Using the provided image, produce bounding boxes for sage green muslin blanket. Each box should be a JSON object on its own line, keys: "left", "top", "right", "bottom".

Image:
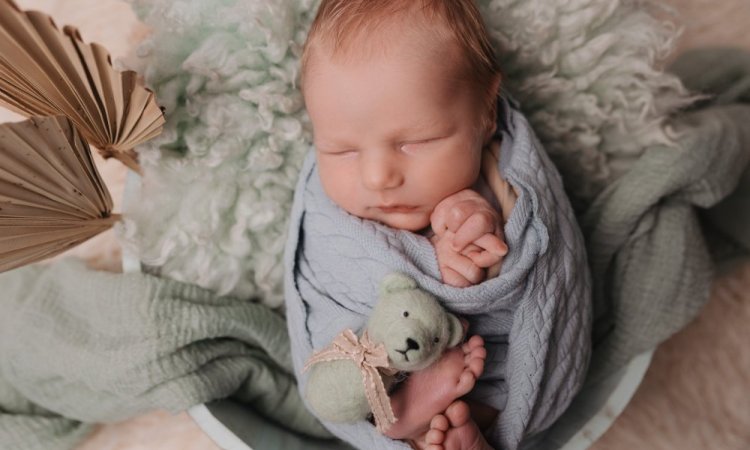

{"left": 0, "top": 259, "right": 329, "bottom": 450}
{"left": 583, "top": 48, "right": 750, "bottom": 383}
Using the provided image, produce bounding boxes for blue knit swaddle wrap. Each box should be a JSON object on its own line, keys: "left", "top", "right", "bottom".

{"left": 284, "top": 96, "right": 592, "bottom": 450}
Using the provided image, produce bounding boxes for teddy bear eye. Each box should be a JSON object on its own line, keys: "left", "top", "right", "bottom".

{"left": 402, "top": 311, "right": 409, "bottom": 318}
{"left": 433, "top": 337, "right": 440, "bottom": 343}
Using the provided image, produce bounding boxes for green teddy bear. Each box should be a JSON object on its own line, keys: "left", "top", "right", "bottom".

{"left": 304, "top": 272, "right": 464, "bottom": 431}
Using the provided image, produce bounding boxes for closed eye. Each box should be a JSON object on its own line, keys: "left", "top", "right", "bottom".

{"left": 318, "top": 148, "right": 358, "bottom": 157}
{"left": 399, "top": 137, "right": 444, "bottom": 154}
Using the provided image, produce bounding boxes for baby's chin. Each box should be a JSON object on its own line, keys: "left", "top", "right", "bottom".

{"left": 368, "top": 211, "right": 431, "bottom": 232}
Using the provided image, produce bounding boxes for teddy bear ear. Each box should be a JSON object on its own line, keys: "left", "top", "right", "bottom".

{"left": 379, "top": 272, "right": 417, "bottom": 296}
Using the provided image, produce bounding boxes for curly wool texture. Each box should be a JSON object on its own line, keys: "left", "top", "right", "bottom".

{"left": 118, "top": 0, "right": 319, "bottom": 307}
{"left": 482, "top": 0, "right": 695, "bottom": 208}
{"left": 118, "top": 0, "right": 693, "bottom": 307}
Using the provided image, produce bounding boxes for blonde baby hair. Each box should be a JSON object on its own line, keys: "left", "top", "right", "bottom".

{"left": 301, "top": 0, "right": 501, "bottom": 129}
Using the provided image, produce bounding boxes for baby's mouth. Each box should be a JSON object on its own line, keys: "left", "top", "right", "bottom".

{"left": 377, "top": 205, "right": 418, "bottom": 213}
{"left": 396, "top": 348, "right": 410, "bottom": 362}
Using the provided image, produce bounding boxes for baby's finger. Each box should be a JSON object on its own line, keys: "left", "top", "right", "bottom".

{"left": 452, "top": 211, "right": 497, "bottom": 251}
{"left": 461, "top": 242, "right": 499, "bottom": 267}
{"left": 474, "top": 233, "right": 508, "bottom": 257}
{"left": 431, "top": 190, "right": 476, "bottom": 233}
{"left": 440, "top": 266, "right": 472, "bottom": 288}
{"left": 444, "top": 200, "right": 480, "bottom": 234}
{"left": 430, "top": 206, "right": 449, "bottom": 235}
{"left": 442, "top": 251, "right": 485, "bottom": 285}
{"left": 459, "top": 242, "right": 483, "bottom": 256}
{"left": 465, "top": 249, "right": 503, "bottom": 268}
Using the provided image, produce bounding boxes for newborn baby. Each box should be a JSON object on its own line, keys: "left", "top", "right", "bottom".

{"left": 302, "top": 1, "right": 509, "bottom": 448}
{"left": 302, "top": 1, "right": 513, "bottom": 290}
{"left": 284, "top": 1, "right": 592, "bottom": 450}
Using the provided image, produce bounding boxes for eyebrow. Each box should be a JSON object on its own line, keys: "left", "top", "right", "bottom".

{"left": 388, "top": 123, "right": 456, "bottom": 146}
{"left": 314, "top": 117, "right": 455, "bottom": 150}
{"left": 314, "top": 137, "right": 352, "bottom": 150}
{"left": 391, "top": 117, "right": 452, "bottom": 138}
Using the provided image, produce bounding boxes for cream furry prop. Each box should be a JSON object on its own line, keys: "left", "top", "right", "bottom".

{"left": 118, "top": 0, "right": 693, "bottom": 308}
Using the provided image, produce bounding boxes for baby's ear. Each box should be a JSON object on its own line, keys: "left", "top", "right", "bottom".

{"left": 379, "top": 273, "right": 417, "bottom": 296}
{"left": 483, "top": 73, "right": 503, "bottom": 144}
{"left": 446, "top": 313, "right": 464, "bottom": 348}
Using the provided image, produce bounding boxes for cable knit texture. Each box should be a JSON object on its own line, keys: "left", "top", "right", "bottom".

{"left": 284, "top": 97, "right": 592, "bottom": 450}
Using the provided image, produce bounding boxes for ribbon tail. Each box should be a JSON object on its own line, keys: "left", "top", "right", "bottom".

{"left": 362, "top": 368, "right": 397, "bottom": 433}
{"left": 303, "top": 348, "right": 351, "bottom": 372}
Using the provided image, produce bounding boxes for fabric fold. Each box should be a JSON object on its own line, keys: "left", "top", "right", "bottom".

{"left": 0, "top": 259, "right": 330, "bottom": 450}
{"left": 581, "top": 50, "right": 750, "bottom": 383}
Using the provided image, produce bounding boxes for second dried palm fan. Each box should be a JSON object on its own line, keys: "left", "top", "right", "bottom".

{"left": 0, "top": 0, "right": 165, "bottom": 173}
{"left": 0, "top": 115, "right": 117, "bottom": 273}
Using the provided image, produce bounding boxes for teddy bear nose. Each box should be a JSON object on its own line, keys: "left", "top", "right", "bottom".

{"left": 406, "top": 338, "right": 420, "bottom": 351}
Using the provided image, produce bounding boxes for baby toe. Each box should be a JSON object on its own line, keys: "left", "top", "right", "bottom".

{"left": 445, "top": 401, "right": 472, "bottom": 427}
{"left": 430, "top": 414, "right": 450, "bottom": 432}
{"left": 462, "top": 335, "right": 484, "bottom": 352}
{"left": 472, "top": 345, "right": 487, "bottom": 360}
{"left": 470, "top": 335, "right": 484, "bottom": 348}
{"left": 456, "top": 370, "right": 477, "bottom": 395}
{"left": 425, "top": 428, "right": 446, "bottom": 445}
{"left": 467, "top": 354, "right": 485, "bottom": 378}
{"left": 464, "top": 345, "right": 486, "bottom": 365}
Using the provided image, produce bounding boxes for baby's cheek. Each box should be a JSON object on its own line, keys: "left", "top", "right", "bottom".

{"left": 412, "top": 211, "right": 432, "bottom": 230}
{"left": 319, "top": 171, "right": 362, "bottom": 212}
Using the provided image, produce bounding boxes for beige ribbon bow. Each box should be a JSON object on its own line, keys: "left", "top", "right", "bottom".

{"left": 304, "top": 329, "right": 398, "bottom": 432}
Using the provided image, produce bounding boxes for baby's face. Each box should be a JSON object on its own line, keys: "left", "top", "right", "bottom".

{"left": 304, "top": 35, "right": 490, "bottom": 231}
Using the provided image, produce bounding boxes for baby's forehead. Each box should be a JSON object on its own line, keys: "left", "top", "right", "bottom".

{"left": 308, "top": 2, "right": 470, "bottom": 63}
{"left": 304, "top": 17, "right": 465, "bottom": 79}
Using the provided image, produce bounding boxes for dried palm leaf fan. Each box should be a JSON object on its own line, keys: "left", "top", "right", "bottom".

{"left": 0, "top": 0, "right": 165, "bottom": 173}
{"left": 0, "top": 116, "right": 117, "bottom": 273}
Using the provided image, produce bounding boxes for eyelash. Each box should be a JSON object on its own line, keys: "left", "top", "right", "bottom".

{"left": 320, "top": 138, "right": 440, "bottom": 156}
{"left": 321, "top": 149, "right": 357, "bottom": 157}
{"left": 400, "top": 138, "right": 437, "bottom": 153}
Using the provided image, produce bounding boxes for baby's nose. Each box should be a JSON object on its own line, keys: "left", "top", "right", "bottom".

{"left": 405, "top": 337, "right": 420, "bottom": 351}
{"left": 361, "top": 154, "right": 403, "bottom": 191}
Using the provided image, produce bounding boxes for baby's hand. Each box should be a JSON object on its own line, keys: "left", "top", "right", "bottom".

{"left": 430, "top": 231, "right": 484, "bottom": 287}
{"left": 430, "top": 189, "right": 507, "bottom": 287}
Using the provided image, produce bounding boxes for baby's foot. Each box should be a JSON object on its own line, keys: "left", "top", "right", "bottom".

{"left": 424, "top": 401, "right": 495, "bottom": 450}
{"left": 384, "top": 335, "right": 486, "bottom": 441}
